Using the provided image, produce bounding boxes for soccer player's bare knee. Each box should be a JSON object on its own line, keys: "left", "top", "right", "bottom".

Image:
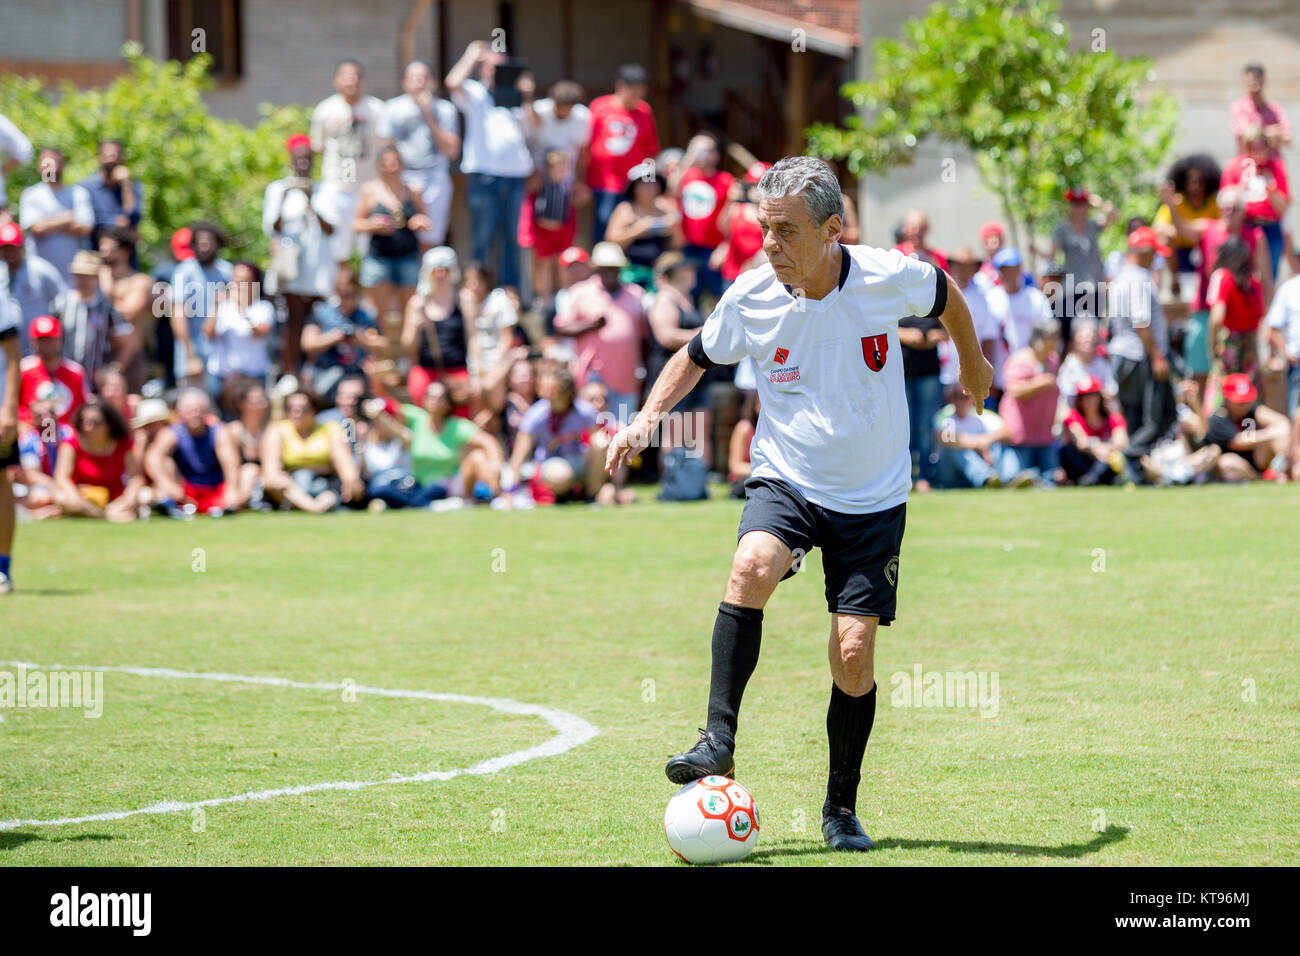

{"left": 829, "top": 615, "right": 877, "bottom": 696}
{"left": 726, "top": 532, "right": 790, "bottom": 606}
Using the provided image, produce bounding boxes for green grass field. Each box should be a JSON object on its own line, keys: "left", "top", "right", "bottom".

{"left": 2, "top": 484, "right": 1297, "bottom": 866}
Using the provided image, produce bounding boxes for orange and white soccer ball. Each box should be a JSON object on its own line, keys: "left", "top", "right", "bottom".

{"left": 663, "top": 775, "right": 760, "bottom": 864}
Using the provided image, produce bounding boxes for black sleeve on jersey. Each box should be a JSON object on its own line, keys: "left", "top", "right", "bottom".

{"left": 0, "top": 325, "right": 17, "bottom": 342}
{"left": 687, "top": 332, "right": 722, "bottom": 370}
{"left": 925, "top": 266, "right": 948, "bottom": 318}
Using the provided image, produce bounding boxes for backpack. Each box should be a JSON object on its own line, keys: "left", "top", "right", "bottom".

{"left": 657, "top": 447, "right": 709, "bottom": 501}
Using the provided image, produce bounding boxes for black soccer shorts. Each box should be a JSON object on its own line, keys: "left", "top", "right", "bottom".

{"left": 736, "top": 476, "right": 906, "bottom": 624}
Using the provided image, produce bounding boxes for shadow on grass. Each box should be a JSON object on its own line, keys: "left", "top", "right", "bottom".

{"left": 0, "top": 831, "right": 116, "bottom": 851}
{"left": 7, "top": 588, "right": 90, "bottom": 596}
{"left": 749, "top": 825, "right": 1129, "bottom": 862}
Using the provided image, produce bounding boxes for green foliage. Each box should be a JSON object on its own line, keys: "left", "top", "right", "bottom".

{"left": 807, "top": 0, "right": 1179, "bottom": 257}
{"left": 0, "top": 44, "right": 310, "bottom": 268}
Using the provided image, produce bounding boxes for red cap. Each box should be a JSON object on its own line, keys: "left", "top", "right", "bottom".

{"left": 171, "top": 227, "right": 194, "bottom": 262}
{"left": 1128, "top": 226, "right": 1171, "bottom": 258}
{"left": 558, "top": 246, "right": 589, "bottom": 268}
{"left": 285, "top": 133, "right": 312, "bottom": 153}
{"left": 1222, "top": 373, "right": 1258, "bottom": 404}
{"left": 0, "top": 222, "right": 23, "bottom": 246}
{"left": 1075, "top": 375, "right": 1104, "bottom": 397}
{"left": 30, "top": 314, "right": 63, "bottom": 339}
{"left": 1064, "top": 187, "right": 1090, "bottom": 202}
{"left": 979, "top": 221, "right": 1005, "bottom": 242}
{"left": 745, "top": 161, "right": 771, "bottom": 184}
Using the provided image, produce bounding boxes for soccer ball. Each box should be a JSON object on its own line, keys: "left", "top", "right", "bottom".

{"left": 663, "top": 775, "right": 760, "bottom": 864}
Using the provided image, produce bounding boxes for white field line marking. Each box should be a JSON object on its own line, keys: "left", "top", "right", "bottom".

{"left": 0, "top": 661, "right": 599, "bottom": 832}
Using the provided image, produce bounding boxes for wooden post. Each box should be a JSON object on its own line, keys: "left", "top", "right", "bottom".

{"left": 650, "top": 0, "right": 673, "bottom": 148}
{"left": 784, "top": 42, "right": 810, "bottom": 157}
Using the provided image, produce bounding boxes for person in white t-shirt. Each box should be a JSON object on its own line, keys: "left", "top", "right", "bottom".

{"left": 202, "top": 262, "right": 275, "bottom": 392}
{"left": 311, "top": 59, "right": 387, "bottom": 262}
{"left": 1265, "top": 271, "right": 1300, "bottom": 415}
{"left": 0, "top": 113, "right": 33, "bottom": 223}
{"left": 986, "top": 246, "right": 1055, "bottom": 355}
{"left": 521, "top": 80, "right": 591, "bottom": 186}
{"left": 378, "top": 60, "right": 462, "bottom": 250}
{"left": 605, "top": 156, "right": 994, "bottom": 852}
{"left": 942, "top": 246, "right": 1001, "bottom": 397}
{"left": 19, "top": 147, "right": 94, "bottom": 280}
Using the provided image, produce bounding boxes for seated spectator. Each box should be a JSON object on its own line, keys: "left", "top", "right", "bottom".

{"left": 145, "top": 389, "right": 252, "bottom": 517}
{"left": 605, "top": 160, "right": 680, "bottom": 288}
{"left": 303, "top": 264, "right": 385, "bottom": 403}
{"left": 14, "top": 395, "right": 70, "bottom": 519}
{"left": 51, "top": 251, "right": 127, "bottom": 384}
{"left": 95, "top": 362, "right": 135, "bottom": 423}
{"left": 462, "top": 262, "right": 520, "bottom": 382}
{"left": 222, "top": 378, "right": 269, "bottom": 476}
{"left": 1059, "top": 376, "right": 1132, "bottom": 485}
{"left": 378, "top": 380, "right": 501, "bottom": 508}
{"left": 1056, "top": 316, "right": 1118, "bottom": 405}
{"left": 19, "top": 315, "right": 87, "bottom": 426}
{"left": 998, "top": 317, "right": 1062, "bottom": 485}
{"left": 19, "top": 146, "right": 94, "bottom": 281}
{"left": 203, "top": 261, "right": 275, "bottom": 400}
{"left": 1206, "top": 236, "right": 1264, "bottom": 385}
{"left": 354, "top": 145, "right": 432, "bottom": 328}
{"left": 507, "top": 366, "right": 607, "bottom": 503}
{"left": 129, "top": 396, "right": 172, "bottom": 461}
{"left": 402, "top": 247, "right": 470, "bottom": 405}
{"left": 518, "top": 149, "right": 577, "bottom": 307}
{"left": 1203, "top": 374, "right": 1290, "bottom": 481}
{"left": 261, "top": 388, "right": 363, "bottom": 512}
{"left": 53, "top": 398, "right": 144, "bottom": 520}
{"left": 934, "top": 386, "right": 1026, "bottom": 489}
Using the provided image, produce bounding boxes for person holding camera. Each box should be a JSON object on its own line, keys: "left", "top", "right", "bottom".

{"left": 79, "top": 139, "right": 142, "bottom": 256}
{"left": 302, "top": 264, "right": 385, "bottom": 404}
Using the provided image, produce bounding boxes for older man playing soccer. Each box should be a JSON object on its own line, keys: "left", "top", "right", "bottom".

{"left": 606, "top": 156, "right": 994, "bottom": 851}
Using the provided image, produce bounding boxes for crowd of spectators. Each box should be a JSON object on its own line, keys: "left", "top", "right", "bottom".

{"left": 2, "top": 51, "right": 1300, "bottom": 539}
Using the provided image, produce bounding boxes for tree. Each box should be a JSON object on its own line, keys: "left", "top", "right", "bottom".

{"left": 1, "top": 44, "right": 310, "bottom": 268}
{"left": 806, "top": 0, "right": 1179, "bottom": 261}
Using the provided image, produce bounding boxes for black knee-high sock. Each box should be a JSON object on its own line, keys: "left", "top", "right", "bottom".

{"left": 704, "top": 602, "right": 763, "bottom": 749}
{"left": 826, "top": 682, "right": 876, "bottom": 813}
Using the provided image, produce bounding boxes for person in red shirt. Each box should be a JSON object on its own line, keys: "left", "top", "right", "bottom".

{"left": 54, "top": 398, "right": 144, "bottom": 520}
{"left": 1220, "top": 126, "right": 1291, "bottom": 279}
{"left": 1206, "top": 236, "right": 1265, "bottom": 386}
{"left": 893, "top": 209, "right": 948, "bottom": 271}
{"left": 585, "top": 63, "right": 659, "bottom": 244}
{"left": 1059, "top": 375, "right": 1131, "bottom": 485}
{"left": 676, "top": 133, "right": 735, "bottom": 305}
{"left": 19, "top": 314, "right": 87, "bottom": 426}
{"left": 717, "top": 162, "right": 769, "bottom": 286}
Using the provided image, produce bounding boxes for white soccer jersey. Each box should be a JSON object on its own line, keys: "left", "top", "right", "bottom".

{"left": 698, "top": 244, "right": 943, "bottom": 514}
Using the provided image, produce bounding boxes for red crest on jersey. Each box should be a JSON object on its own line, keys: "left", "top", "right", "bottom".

{"left": 773, "top": 347, "right": 789, "bottom": 365}
{"left": 861, "top": 334, "right": 888, "bottom": 372}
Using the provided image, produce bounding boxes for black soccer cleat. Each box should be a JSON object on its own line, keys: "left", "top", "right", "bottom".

{"left": 822, "top": 803, "right": 874, "bottom": 851}
{"left": 665, "top": 728, "right": 735, "bottom": 784}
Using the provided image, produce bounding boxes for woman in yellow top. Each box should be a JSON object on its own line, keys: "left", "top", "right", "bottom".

{"left": 261, "top": 389, "right": 364, "bottom": 512}
{"left": 1154, "top": 155, "right": 1221, "bottom": 293}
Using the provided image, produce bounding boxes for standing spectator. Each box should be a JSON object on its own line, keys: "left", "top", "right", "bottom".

{"left": 402, "top": 246, "right": 469, "bottom": 405}
{"left": 1221, "top": 126, "right": 1290, "bottom": 280}
{"left": 554, "top": 242, "right": 649, "bottom": 423}
{"left": 1050, "top": 188, "right": 1116, "bottom": 343}
{"left": 934, "top": 386, "right": 1024, "bottom": 489}
{"left": 899, "top": 294, "right": 948, "bottom": 491}
{"left": 517, "top": 149, "right": 577, "bottom": 308}
{"left": 0, "top": 221, "right": 65, "bottom": 351}
{"left": 19, "top": 147, "right": 93, "bottom": 280}
{"left": 95, "top": 227, "right": 152, "bottom": 390}
{"left": 605, "top": 160, "right": 681, "bottom": 288}
{"left": 203, "top": 262, "right": 275, "bottom": 397}
{"left": 1204, "top": 373, "right": 1290, "bottom": 482}
{"left": 586, "top": 64, "right": 659, "bottom": 243}
{"left": 149, "top": 228, "right": 194, "bottom": 389}
{"left": 521, "top": 79, "right": 591, "bottom": 192}
{"left": 717, "top": 163, "right": 769, "bottom": 288}
{"left": 261, "top": 388, "right": 363, "bottom": 512}
{"left": 312, "top": 59, "right": 386, "bottom": 263}
{"left": 1265, "top": 267, "right": 1300, "bottom": 415}
{"left": 170, "top": 222, "right": 232, "bottom": 388}
{"left": 942, "top": 246, "right": 1001, "bottom": 398}
{"left": 1059, "top": 376, "right": 1131, "bottom": 486}
{"left": 52, "top": 250, "right": 127, "bottom": 383}
{"left": 304, "top": 264, "right": 386, "bottom": 403}
{"left": 53, "top": 399, "right": 143, "bottom": 521}
{"left": 354, "top": 145, "right": 431, "bottom": 329}
{"left": 543, "top": 246, "right": 592, "bottom": 358}
{"left": 78, "top": 140, "right": 142, "bottom": 251}
{"left": 1109, "top": 227, "right": 1176, "bottom": 466}
{"left": 647, "top": 252, "right": 710, "bottom": 461}
{"left": 0, "top": 292, "right": 18, "bottom": 594}
{"left": 998, "top": 317, "right": 1062, "bottom": 484}
{"left": 986, "top": 247, "right": 1053, "bottom": 354}
{"left": 263, "top": 133, "right": 336, "bottom": 376}
{"left": 445, "top": 41, "right": 534, "bottom": 293}
{"left": 1231, "top": 64, "right": 1291, "bottom": 156}
{"left": 378, "top": 59, "right": 462, "bottom": 251}
{"left": 19, "top": 315, "right": 87, "bottom": 426}
{"left": 894, "top": 209, "right": 948, "bottom": 270}
{"left": 677, "top": 133, "right": 735, "bottom": 305}
{"left": 1206, "top": 237, "right": 1265, "bottom": 386}
{"left": 977, "top": 221, "right": 1005, "bottom": 284}
{"left": 0, "top": 113, "right": 33, "bottom": 225}
{"left": 145, "top": 389, "right": 250, "bottom": 516}
{"left": 1153, "top": 155, "right": 1220, "bottom": 297}
{"left": 1056, "top": 316, "right": 1118, "bottom": 405}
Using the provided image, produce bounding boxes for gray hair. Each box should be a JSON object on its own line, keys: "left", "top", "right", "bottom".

{"left": 176, "top": 387, "right": 210, "bottom": 410}
{"left": 1028, "top": 317, "right": 1061, "bottom": 349}
{"left": 755, "top": 156, "right": 844, "bottom": 226}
